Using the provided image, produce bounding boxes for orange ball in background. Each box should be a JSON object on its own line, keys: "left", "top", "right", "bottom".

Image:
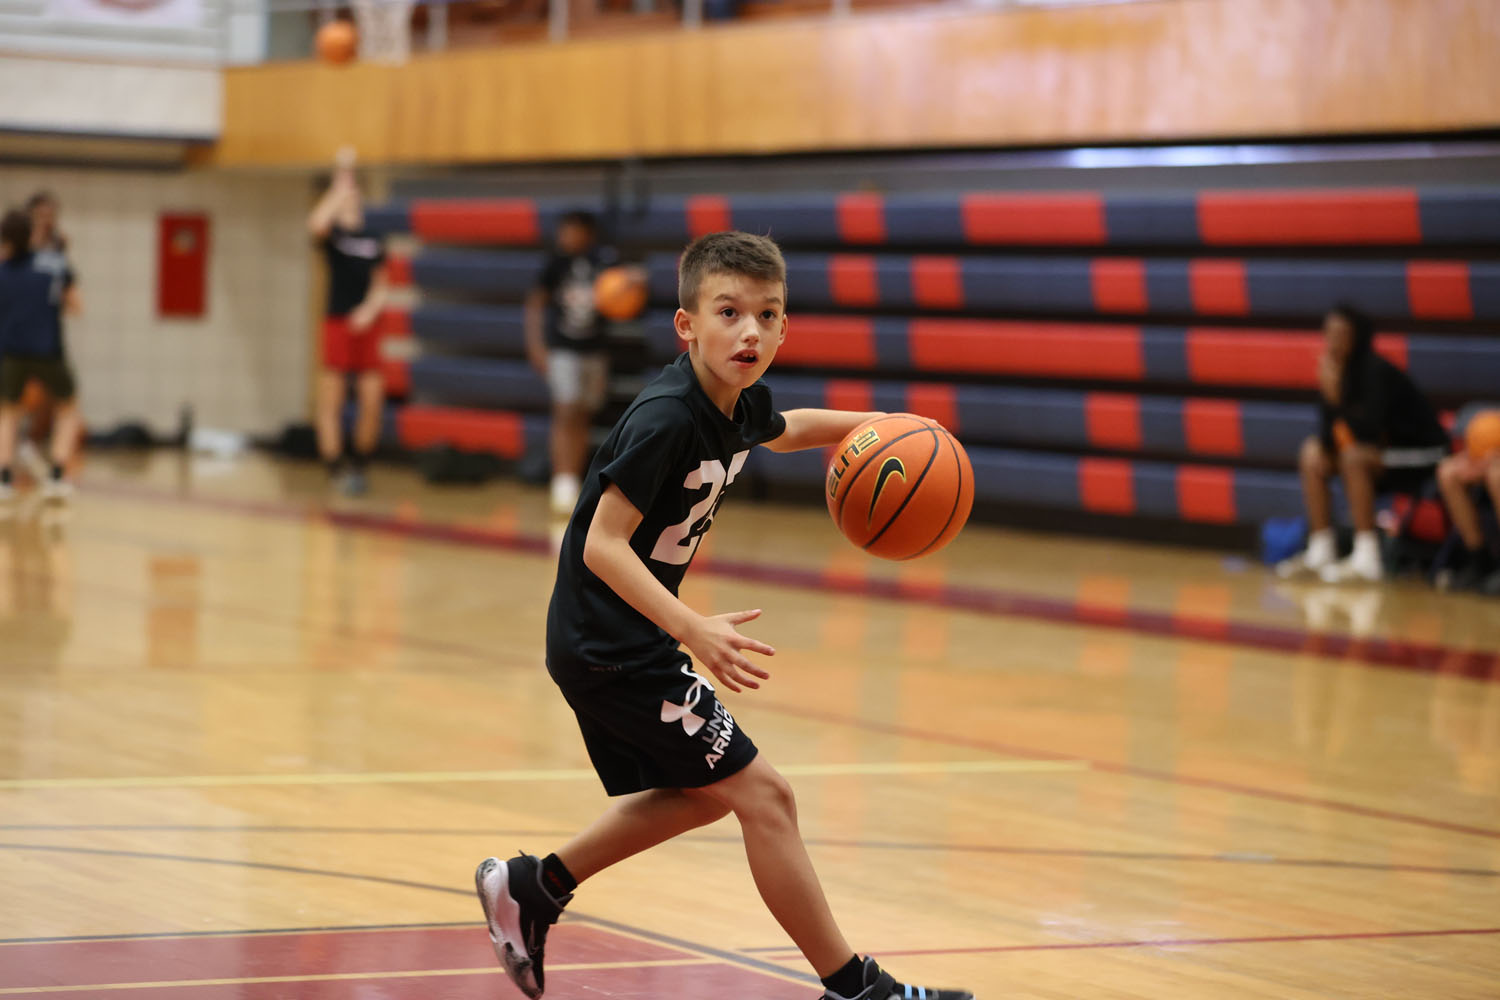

{"left": 1465, "top": 409, "right": 1500, "bottom": 461}
{"left": 825, "top": 413, "right": 974, "bottom": 561}
{"left": 316, "top": 20, "right": 358, "bottom": 64}
{"left": 594, "top": 266, "right": 648, "bottom": 321}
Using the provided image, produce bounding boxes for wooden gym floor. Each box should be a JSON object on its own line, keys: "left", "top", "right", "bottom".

{"left": 1, "top": 452, "right": 1497, "bottom": 998}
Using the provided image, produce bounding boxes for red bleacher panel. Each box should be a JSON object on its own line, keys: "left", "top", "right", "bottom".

{"left": 410, "top": 199, "right": 539, "bottom": 244}
{"left": 1186, "top": 330, "right": 1319, "bottom": 387}
{"left": 1091, "top": 259, "right": 1148, "bottom": 314}
{"left": 910, "top": 321, "right": 1145, "bottom": 379}
{"left": 1183, "top": 399, "right": 1244, "bottom": 457}
{"left": 829, "top": 256, "right": 879, "bottom": 307}
{"left": 1176, "top": 466, "right": 1236, "bottom": 523}
{"left": 1406, "top": 262, "right": 1473, "bottom": 319}
{"left": 782, "top": 316, "right": 877, "bottom": 367}
{"left": 905, "top": 384, "right": 959, "bottom": 433}
{"left": 960, "top": 193, "right": 1106, "bottom": 245}
{"left": 1080, "top": 458, "right": 1136, "bottom": 514}
{"left": 385, "top": 253, "right": 413, "bottom": 287}
{"left": 397, "top": 406, "right": 525, "bottom": 458}
{"left": 688, "top": 196, "right": 732, "bottom": 238}
{"left": 911, "top": 257, "right": 964, "bottom": 309}
{"left": 837, "top": 193, "right": 887, "bottom": 245}
{"left": 1189, "top": 260, "right": 1249, "bottom": 316}
{"left": 1197, "top": 189, "right": 1422, "bottom": 245}
{"left": 1086, "top": 393, "right": 1143, "bottom": 451}
{"left": 825, "top": 379, "right": 874, "bottom": 414}
{"left": 379, "top": 310, "right": 412, "bottom": 397}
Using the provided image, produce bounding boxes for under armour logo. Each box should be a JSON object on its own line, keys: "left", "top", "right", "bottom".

{"left": 661, "top": 664, "right": 714, "bottom": 735}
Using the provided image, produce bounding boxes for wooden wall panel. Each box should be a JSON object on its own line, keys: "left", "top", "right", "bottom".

{"left": 215, "top": 0, "right": 1500, "bottom": 167}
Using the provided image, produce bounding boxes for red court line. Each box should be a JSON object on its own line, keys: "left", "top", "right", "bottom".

{"left": 0, "top": 965, "right": 805, "bottom": 999}
{"left": 0, "top": 925, "right": 680, "bottom": 989}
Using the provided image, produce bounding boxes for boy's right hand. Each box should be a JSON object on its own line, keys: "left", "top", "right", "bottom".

{"left": 685, "top": 609, "right": 775, "bottom": 693}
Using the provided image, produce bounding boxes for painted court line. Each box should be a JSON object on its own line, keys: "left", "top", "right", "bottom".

{"left": 0, "top": 959, "right": 716, "bottom": 995}
{"left": 0, "top": 758, "right": 1082, "bottom": 791}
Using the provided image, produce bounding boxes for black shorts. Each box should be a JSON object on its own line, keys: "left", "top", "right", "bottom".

{"left": 554, "top": 654, "right": 759, "bottom": 797}
{"left": 1, "top": 357, "right": 75, "bottom": 404}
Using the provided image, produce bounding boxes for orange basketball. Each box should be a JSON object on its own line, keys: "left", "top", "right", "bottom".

{"left": 315, "top": 20, "right": 358, "bottom": 64}
{"left": 594, "top": 266, "right": 647, "bottom": 321}
{"left": 1465, "top": 409, "right": 1500, "bottom": 461}
{"left": 826, "top": 413, "right": 974, "bottom": 560}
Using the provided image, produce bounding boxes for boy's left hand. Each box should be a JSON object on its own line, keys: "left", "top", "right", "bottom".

{"left": 685, "top": 609, "right": 775, "bottom": 694}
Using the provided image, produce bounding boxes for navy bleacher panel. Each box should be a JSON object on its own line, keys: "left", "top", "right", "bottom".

{"left": 1408, "top": 339, "right": 1500, "bottom": 398}
{"left": 883, "top": 196, "right": 964, "bottom": 245}
{"left": 409, "top": 357, "right": 550, "bottom": 412}
{"left": 411, "top": 249, "right": 545, "bottom": 297}
{"left": 971, "top": 449, "right": 1082, "bottom": 510}
{"left": 410, "top": 304, "right": 528, "bottom": 355}
{"left": 1244, "top": 261, "right": 1410, "bottom": 320}
{"left": 363, "top": 201, "right": 410, "bottom": 238}
{"left": 1103, "top": 195, "right": 1201, "bottom": 246}
{"left": 1417, "top": 190, "right": 1500, "bottom": 244}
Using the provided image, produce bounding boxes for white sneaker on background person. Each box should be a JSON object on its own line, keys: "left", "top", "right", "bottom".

{"left": 1319, "top": 530, "right": 1384, "bottom": 583}
{"left": 41, "top": 475, "right": 73, "bottom": 502}
{"left": 1276, "top": 527, "right": 1336, "bottom": 579}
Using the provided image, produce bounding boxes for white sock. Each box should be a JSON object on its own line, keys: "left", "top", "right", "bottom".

{"left": 1352, "top": 530, "right": 1381, "bottom": 565}
{"left": 1306, "top": 528, "right": 1336, "bottom": 565}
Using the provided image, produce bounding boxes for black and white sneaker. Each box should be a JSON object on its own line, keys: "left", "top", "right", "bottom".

{"left": 475, "top": 854, "right": 570, "bottom": 999}
{"left": 821, "top": 957, "right": 974, "bottom": 1000}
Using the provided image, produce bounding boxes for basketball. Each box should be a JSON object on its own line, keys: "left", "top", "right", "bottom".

{"left": 826, "top": 413, "right": 974, "bottom": 560}
{"left": 594, "top": 265, "right": 647, "bottom": 321}
{"left": 1465, "top": 409, "right": 1500, "bottom": 460}
{"left": 315, "top": 20, "right": 358, "bottom": 64}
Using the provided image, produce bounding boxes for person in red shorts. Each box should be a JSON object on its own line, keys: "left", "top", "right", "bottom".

{"left": 307, "top": 148, "right": 389, "bottom": 496}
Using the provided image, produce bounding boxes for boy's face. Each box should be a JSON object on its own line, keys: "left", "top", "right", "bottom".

{"left": 557, "top": 221, "right": 594, "bottom": 256}
{"left": 675, "top": 271, "right": 786, "bottom": 400}
{"left": 1323, "top": 313, "right": 1354, "bottom": 363}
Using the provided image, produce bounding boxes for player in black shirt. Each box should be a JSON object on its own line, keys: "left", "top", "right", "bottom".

{"left": 524, "top": 211, "right": 618, "bottom": 513}
{"left": 476, "top": 232, "right": 974, "bottom": 1000}
{"left": 307, "top": 148, "right": 389, "bottom": 496}
{"left": 1277, "top": 304, "right": 1450, "bottom": 583}
{"left": 0, "top": 208, "right": 79, "bottom": 503}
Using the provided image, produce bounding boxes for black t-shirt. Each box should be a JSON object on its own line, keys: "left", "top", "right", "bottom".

{"left": 546, "top": 353, "right": 787, "bottom": 686}
{"left": 538, "top": 248, "right": 613, "bottom": 352}
{"left": 322, "top": 226, "right": 386, "bottom": 318}
{"left": 0, "top": 254, "right": 71, "bottom": 359}
{"left": 1318, "top": 350, "right": 1449, "bottom": 454}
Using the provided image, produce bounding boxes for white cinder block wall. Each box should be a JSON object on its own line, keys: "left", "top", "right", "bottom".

{"left": 0, "top": 166, "right": 314, "bottom": 438}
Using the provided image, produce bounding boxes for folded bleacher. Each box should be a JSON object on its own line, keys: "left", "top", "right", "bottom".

{"left": 374, "top": 184, "right": 1500, "bottom": 535}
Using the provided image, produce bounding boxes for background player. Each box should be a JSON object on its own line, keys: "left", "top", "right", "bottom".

{"left": 307, "top": 147, "right": 389, "bottom": 497}
{"left": 1276, "top": 304, "right": 1449, "bottom": 583}
{"left": 525, "top": 210, "right": 616, "bottom": 513}
{"left": 476, "top": 232, "right": 974, "bottom": 1000}
{"left": 0, "top": 208, "right": 80, "bottom": 503}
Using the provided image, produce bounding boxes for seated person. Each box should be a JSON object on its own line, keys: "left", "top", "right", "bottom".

{"left": 1436, "top": 409, "right": 1500, "bottom": 594}
{"left": 1277, "top": 304, "right": 1450, "bottom": 583}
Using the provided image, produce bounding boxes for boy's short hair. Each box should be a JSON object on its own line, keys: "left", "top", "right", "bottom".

{"left": 1, "top": 209, "right": 31, "bottom": 257}
{"left": 26, "top": 190, "right": 56, "bottom": 211}
{"left": 678, "top": 231, "right": 786, "bottom": 311}
{"left": 559, "top": 210, "right": 598, "bottom": 234}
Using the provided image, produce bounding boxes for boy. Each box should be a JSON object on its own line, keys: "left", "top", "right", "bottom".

{"left": 1275, "top": 304, "right": 1448, "bottom": 583}
{"left": 307, "top": 147, "right": 389, "bottom": 497}
{"left": 17, "top": 191, "right": 82, "bottom": 486}
{"left": 0, "top": 208, "right": 81, "bottom": 503}
{"left": 476, "top": 232, "right": 974, "bottom": 1000}
{"left": 524, "top": 210, "right": 616, "bottom": 514}
{"left": 1435, "top": 419, "right": 1500, "bottom": 594}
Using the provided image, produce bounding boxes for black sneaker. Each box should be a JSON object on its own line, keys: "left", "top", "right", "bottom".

{"left": 475, "top": 853, "right": 570, "bottom": 998}
{"left": 821, "top": 957, "right": 974, "bottom": 1000}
